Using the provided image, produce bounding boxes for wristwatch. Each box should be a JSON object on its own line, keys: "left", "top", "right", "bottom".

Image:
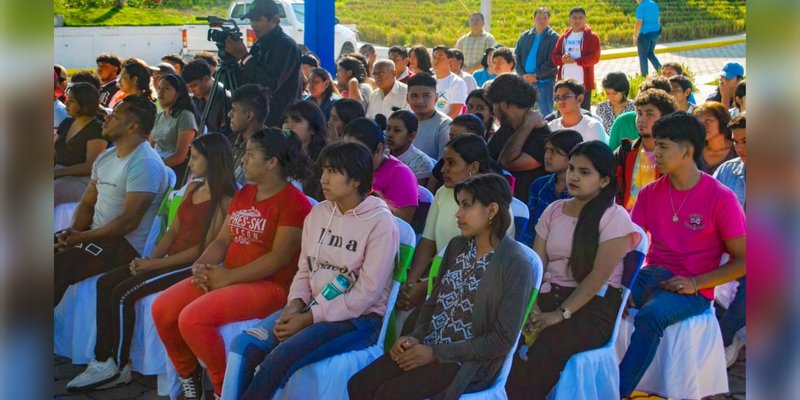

{"left": 558, "top": 306, "right": 572, "bottom": 320}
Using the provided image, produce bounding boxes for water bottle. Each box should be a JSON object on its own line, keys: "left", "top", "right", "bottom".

{"left": 302, "top": 274, "right": 352, "bottom": 312}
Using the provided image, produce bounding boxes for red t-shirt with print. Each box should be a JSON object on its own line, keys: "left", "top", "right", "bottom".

{"left": 224, "top": 183, "right": 312, "bottom": 291}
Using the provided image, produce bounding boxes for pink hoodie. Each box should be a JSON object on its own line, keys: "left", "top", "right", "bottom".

{"left": 288, "top": 195, "right": 399, "bottom": 323}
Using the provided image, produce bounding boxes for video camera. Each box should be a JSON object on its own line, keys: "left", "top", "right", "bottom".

{"left": 196, "top": 16, "right": 242, "bottom": 64}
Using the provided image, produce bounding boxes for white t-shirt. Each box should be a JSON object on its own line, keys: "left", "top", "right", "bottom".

{"left": 435, "top": 73, "right": 468, "bottom": 115}
{"left": 458, "top": 71, "right": 478, "bottom": 94}
{"left": 548, "top": 115, "right": 607, "bottom": 144}
{"left": 91, "top": 142, "right": 169, "bottom": 254}
{"left": 562, "top": 32, "right": 585, "bottom": 84}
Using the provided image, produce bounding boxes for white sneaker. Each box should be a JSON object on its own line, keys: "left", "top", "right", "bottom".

{"left": 96, "top": 362, "right": 132, "bottom": 389}
{"left": 725, "top": 333, "right": 745, "bottom": 368}
{"left": 66, "top": 357, "right": 120, "bottom": 392}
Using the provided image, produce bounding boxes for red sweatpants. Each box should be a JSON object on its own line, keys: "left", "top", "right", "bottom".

{"left": 151, "top": 277, "right": 286, "bottom": 395}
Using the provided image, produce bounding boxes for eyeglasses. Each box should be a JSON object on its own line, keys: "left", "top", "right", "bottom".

{"left": 553, "top": 94, "right": 576, "bottom": 102}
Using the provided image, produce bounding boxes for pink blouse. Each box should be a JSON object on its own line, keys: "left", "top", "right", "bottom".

{"left": 535, "top": 200, "right": 641, "bottom": 293}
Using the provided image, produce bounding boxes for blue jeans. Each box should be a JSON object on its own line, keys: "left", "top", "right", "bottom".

{"left": 618, "top": 266, "right": 710, "bottom": 396}
{"left": 637, "top": 31, "right": 662, "bottom": 76}
{"left": 221, "top": 309, "right": 382, "bottom": 400}
{"left": 535, "top": 80, "right": 555, "bottom": 117}
{"left": 717, "top": 276, "right": 746, "bottom": 346}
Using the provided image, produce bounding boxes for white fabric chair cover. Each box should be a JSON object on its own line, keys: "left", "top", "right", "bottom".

{"left": 54, "top": 202, "right": 79, "bottom": 233}
{"left": 273, "top": 218, "right": 412, "bottom": 399}
{"left": 271, "top": 282, "right": 400, "bottom": 400}
{"left": 459, "top": 244, "right": 543, "bottom": 400}
{"left": 160, "top": 318, "right": 262, "bottom": 398}
{"left": 510, "top": 197, "right": 529, "bottom": 241}
{"left": 614, "top": 305, "right": 729, "bottom": 399}
{"left": 549, "top": 224, "right": 648, "bottom": 400}
{"left": 54, "top": 193, "right": 172, "bottom": 364}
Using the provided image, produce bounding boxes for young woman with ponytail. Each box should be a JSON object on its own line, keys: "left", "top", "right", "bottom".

{"left": 152, "top": 129, "right": 313, "bottom": 400}
{"left": 66, "top": 133, "right": 236, "bottom": 392}
{"left": 506, "top": 141, "right": 641, "bottom": 400}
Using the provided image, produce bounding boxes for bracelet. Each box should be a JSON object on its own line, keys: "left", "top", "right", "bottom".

{"left": 690, "top": 277, "right": 698, "bottom": 294}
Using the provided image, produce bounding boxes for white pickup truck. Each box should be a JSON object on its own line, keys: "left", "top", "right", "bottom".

{"left": 181, "top": 0, "right": 359, "bottom": 59}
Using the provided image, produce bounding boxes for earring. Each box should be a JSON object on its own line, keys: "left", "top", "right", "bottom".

{"left": 488, "top": 216, "right": 493, "bottom": 225}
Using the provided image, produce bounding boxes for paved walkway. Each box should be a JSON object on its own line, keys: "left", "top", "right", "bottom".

{"left": 596, "top": 42, "right": 746, "bottom": 101}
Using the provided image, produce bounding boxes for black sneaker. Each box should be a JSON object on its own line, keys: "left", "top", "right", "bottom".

{"left": 179, "top": 367, "right": 205, "bottom": 400}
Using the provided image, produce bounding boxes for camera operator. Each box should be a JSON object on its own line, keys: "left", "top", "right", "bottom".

{"left": 224, "top": 0, "right": 302, "bottom": 128}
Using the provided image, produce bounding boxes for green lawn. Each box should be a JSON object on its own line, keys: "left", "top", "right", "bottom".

{"left": 55, "top": 1, "right": 226, "bottom": 26}
{"left": 335, "top": 0, "right": 745, "bottom": 48}
{"left": 55, "top": 0, "right": 745, "bottom": 48}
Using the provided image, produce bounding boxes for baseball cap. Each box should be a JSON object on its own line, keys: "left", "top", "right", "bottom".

{"left": 148, "top": 62, "right": 177, "bottom": 75}
{"left": 719, "top": 62, "right": 744, "bottom": 80}
{"left": 243, "top": 0, "right": 281, "bottom": 20}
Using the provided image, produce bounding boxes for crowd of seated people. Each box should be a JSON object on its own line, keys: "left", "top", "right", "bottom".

{"left": 55, "top": 7, "right": 746, "bottom": 397}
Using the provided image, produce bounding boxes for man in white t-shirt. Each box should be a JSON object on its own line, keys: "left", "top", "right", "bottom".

{"left": 552, "top": 7, "right": 601, "bottom": 110}
{"left": 548, "top": 79, "right": 607, "bottom": 143}
{"left": 366, "top": 59, "right": 408, "bottom": 121}
{"left": 54, "top": 95, "right": 169, "bottom": 306}
{"left": 448, "top": 49, "right": 478, "bottom": 93}
{"left": 432, "top": 45, "right": 468, "bottom": 119}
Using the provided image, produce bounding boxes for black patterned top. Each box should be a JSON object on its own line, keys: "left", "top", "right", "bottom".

{"left": 425, "top": 239, "right": 494, "bottom": 345}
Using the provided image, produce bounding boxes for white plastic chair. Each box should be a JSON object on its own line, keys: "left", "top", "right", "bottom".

{"left": 510, "top": 197, "right": 529, "bottom": 241}
{"left": 305, "top": 195, "right": 319, "bottom": 207}
{"left": 270, "top": 217, "right": 411, "bottom": 400}
{"left": 54, "top": 202, "right": 79, "bottom": 233}
{"left": 613, "top": 255, "right": 730, "bottom": 399}
{"left": 548, "top": 224, "right": 648, "bottom": 400}
{"left": 460, "top": 244, "right": 543, "bottom": 400}
{"left": 54, "top": 172, "right": 175, "bottom": 370}
{"left": 412, "top": 185, "right": 435, "bottom": 238}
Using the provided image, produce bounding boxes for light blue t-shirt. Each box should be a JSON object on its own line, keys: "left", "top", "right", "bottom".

{"left": 413, "top": 110, "right": 452, "bottom": 160}
{"left": 91, "top": 141, "right": 169, "bottom": 254}
{"left": 636, "top": 0, "right": 661, "bottom": 34}
{"left": 712, "top": 157, "right": 746, "bottom": 208}
{"left": 54, "top": 100, "right": 68, "bottom": 131}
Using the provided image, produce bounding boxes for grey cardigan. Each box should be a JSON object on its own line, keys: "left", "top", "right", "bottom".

{"left": 411, "top": 235, "right": 534, "bottom": 399}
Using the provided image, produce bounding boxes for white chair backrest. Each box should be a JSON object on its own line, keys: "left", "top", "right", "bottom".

{"left": 418, "top": 185, "right": 434, "bottom": 204}
{"left": 164, "top": 165, "right": 177, "bottom": 190}
{"left": 510, "top": 197, "right": 530, "bottom": 219}
{"left": 634, "top": 223, "right": 649, "bottom": 255}
{"left": 395, "top": 217, "right": 416, "bottom": 250}
{"left": 518, "top": 243, "right": 544, "bottom": 293}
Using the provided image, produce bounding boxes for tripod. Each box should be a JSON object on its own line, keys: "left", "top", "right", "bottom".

{"left": 178, "top": 54, "right": 239, "bottom": 187}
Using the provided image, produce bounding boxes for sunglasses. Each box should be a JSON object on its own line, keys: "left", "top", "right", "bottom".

{"left": 553, "top": 94, "right": 577, "bottom": 102}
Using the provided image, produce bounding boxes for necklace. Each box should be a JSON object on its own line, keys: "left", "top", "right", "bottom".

{"left": 668, "top": 177, "right": 696, "bottom": 223}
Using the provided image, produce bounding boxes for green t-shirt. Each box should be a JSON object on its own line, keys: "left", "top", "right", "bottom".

{"left": 608, "top": 111, "right": 639, "bottom": 151}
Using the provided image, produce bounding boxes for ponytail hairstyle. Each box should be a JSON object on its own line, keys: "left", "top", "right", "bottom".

{"left": 159, "top": 74, "right": 199, "bottom": 122}
{"left": 567, "top": 141, "right": 619, "bottom": 282}
{"left": 190, "top": 133, "right": 237, "bottom": 252}
{"left": 249, "top": 127, "right": 310, "bottom": 181}
{"left": 445, "top": 133, "right": 493, "bottom": 173}
{"left": 121, "top": 59, "right": 154, "bottom": 101}
{"left": 308, "top": 67, "right": 340, "bottom": 104}
{"left": 453, "top": 173, "right": 513, "bottom": 245}
{"left": 283, "top": 100, "right": 329, "bottom": 161}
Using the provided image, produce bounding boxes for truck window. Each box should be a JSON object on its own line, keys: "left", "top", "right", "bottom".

{"left": 291, "top": 3, "right": 304, "bottom": 24}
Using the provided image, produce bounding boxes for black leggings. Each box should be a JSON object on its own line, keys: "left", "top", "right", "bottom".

{"left": 93, "top": 264, "right": 193, "bottom": 366}
{"left": 348, "top": 353, "right": 460, "bottom": 400}
{"left": 506, "top": 285, "right": 622, "bottom": 400}
{"left": 55, "top": 236, "right": 139, "bottom": 307}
